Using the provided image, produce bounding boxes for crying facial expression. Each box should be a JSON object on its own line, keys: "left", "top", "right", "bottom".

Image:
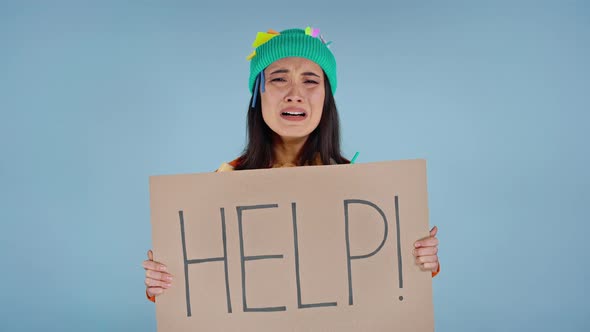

{"left": 260, "top": 57, "right": 325, "bottom": 141}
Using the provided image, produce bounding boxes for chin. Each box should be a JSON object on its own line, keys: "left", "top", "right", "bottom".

{"left": 275, "top": 129, "right": 313, "bottom": 141}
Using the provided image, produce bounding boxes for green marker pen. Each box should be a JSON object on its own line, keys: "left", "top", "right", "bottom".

{"left": 350, "top": 151, "right": 360, "bottom": 164}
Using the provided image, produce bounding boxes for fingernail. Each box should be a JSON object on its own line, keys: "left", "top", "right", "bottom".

{"left": 160, "top": 266, "right": 167, "bottom": 271}
{"left": 166, "top": 275, "right": 173, "bottom": 281}
{"left": 414, "top": 242, "right": 421, "bottom": 248}
{"left": 166, "top": 283, "right": 172, "bottom": 288}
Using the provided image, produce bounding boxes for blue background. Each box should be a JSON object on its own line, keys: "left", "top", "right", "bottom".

{"left": 1, "top": 0, "right": 588, "bottom": 331}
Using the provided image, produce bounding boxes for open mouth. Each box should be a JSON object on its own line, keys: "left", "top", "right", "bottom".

{"left": 280, "top": 110, "right": 308, "bottom": 121}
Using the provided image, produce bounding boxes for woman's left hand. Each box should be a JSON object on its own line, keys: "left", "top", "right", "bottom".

{"left": 413, "top": 226, "right": 439, "bottom": 272}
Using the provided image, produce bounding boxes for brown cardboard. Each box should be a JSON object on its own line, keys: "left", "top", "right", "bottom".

{"left": 149, "top": 159, "right": 433, "bottom": 331}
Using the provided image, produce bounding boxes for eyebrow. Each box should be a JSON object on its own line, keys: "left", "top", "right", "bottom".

{"left": 268, "top": 68, "right": 321, "bottom": 77}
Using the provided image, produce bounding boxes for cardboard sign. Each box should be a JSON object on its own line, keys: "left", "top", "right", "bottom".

{"left": 149, "top": 160, "right": 433, "bottom": 331}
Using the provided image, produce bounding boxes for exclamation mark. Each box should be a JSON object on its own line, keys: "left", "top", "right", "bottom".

{"left": 395, "top": 196, "right": 404, "bottom": 301}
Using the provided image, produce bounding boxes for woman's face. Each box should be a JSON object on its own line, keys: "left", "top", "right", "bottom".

{"left": 260, "top": 57, "right": 325, "bottom": 141}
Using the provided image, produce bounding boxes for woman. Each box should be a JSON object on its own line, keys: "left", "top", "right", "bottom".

{"left": 143, "top": 27, "right": 440, "bottom": 302}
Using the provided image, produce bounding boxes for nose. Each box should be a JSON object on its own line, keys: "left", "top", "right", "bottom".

{"left": 283, "top": 85, "right": 304, "bottom": 103}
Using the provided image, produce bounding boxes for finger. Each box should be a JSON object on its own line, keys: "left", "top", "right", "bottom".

{"left": 420, "top": 262, "right": 439, "bottom": 272}
{"left": 146, "top": 269, "right": 174, "bottom": 282}
{"left": 416, "top": 255, "right": 439, "bottom": 265}
{"left": 143, "top": 260, "right": 168, "bottom": 272}
{"left": 415, "top": 237, "right": 439, "bottom": 248}
{"left": 414, "top": 228, "right": 437, "bottom": 247}
{"left": 147, "top": 250, "right": 154, "bottom": 261}
{"left": 147, "top": 287, "right": 164, "bottom": 297}
{"left": 413, "top": 246, "right": 438, "bottom": 257}
{"left": 145, "top": 277, "right": 172, "bottom": 289}
{"left": 429, "top": 226, "right": 438, "bottom": 237}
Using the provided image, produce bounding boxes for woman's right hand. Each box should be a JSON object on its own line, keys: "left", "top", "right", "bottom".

{"left": 143, "top": 250, "right": 173, "bottom": 298}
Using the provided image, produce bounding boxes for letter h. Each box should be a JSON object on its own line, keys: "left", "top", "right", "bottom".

{"left": 179, "top": 209, "right": 232, "bottom": 317}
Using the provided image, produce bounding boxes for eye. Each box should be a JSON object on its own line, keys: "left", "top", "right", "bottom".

{"left": 304, "top": 79, "right": 319, "bottom": 84}
{"left": 270, "top": 77, "right": 287, "bottom": 82}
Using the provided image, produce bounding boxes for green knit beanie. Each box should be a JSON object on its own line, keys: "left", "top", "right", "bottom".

{"left": 247, "top": 27, "right": 337, "bottom": 95}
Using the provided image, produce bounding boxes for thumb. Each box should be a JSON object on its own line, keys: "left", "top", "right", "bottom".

{"left": 147, "top": 249, "right": 154, "bottom": 261}
{"left": 429, "top": 226, "right": 438, "bottom": 237}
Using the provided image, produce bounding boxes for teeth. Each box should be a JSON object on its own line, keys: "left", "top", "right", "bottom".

{"left": 283, "top": 112, "right": 305, "bottom": 116}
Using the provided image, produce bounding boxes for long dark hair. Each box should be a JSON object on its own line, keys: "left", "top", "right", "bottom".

{"left": 234, "top": 75, "right": 349, "bottom": 170}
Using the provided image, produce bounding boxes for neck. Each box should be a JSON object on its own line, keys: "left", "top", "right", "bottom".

{"left": 272, "top": 135, "right": 308, "bottom": 166}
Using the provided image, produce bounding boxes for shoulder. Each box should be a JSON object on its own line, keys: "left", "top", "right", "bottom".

{"left": 215, "top": 157, "right": 241, "bottom": 172}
